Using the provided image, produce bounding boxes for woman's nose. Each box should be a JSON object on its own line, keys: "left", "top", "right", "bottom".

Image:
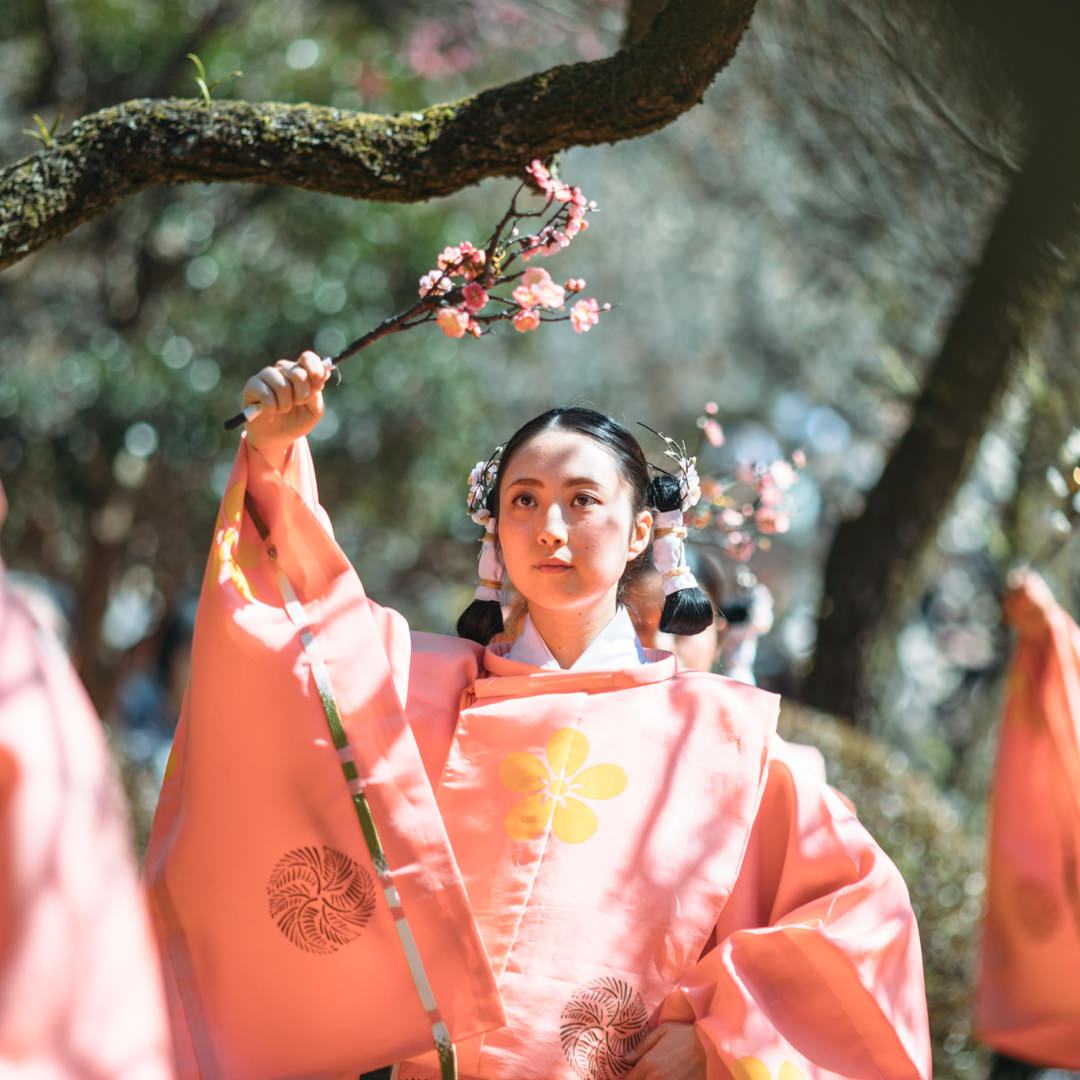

{"left": 537, "top": 506, "right": 568, "bottom": 546}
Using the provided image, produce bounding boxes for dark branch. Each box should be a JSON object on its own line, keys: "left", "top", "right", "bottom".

{"left": 0, "top": 0, "right": 756, "bottom": 269}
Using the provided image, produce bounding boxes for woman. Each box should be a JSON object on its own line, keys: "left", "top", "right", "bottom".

{"left": 147, "top": 353, "right": 931, "bottom": 1080}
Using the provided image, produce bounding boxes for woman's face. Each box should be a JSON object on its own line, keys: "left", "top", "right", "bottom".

{"left": 496, "top": 429, "right": 651, "bottom": 625}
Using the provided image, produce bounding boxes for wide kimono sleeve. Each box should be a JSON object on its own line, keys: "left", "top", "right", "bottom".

{"left": 657, "top": 743, "right": 932, "bottom": 1080}
{"left": 144, "top": 435, "right": 502, "bottom": 1080}
{"left": 976, "top": 597, "right": 1080, "bottom": 1068}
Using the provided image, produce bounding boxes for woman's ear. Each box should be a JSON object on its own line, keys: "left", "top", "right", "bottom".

{"left": 627, "top": 508, "right": 653, "bottom": 563}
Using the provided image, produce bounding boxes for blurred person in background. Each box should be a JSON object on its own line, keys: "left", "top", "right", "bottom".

{"left": 115, "top": 598, "right": 197, "bottom": 789}
{"left": 0, "top": 481, "right": 174, "bottom": 1077}
{"left": 976, "top": 567, "right": 1080, "bottom": 1079}
{"left": 627, "top": 547, "right": 775, "bottom": 685}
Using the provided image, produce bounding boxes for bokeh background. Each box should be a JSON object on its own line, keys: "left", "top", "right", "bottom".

{"left": 4, "top": 1, "right": 1080, "bottom": 1075}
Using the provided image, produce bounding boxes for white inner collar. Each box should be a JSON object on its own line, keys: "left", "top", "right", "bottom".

{"left": 505, "top": 605, "right": 648, "bottom": 672}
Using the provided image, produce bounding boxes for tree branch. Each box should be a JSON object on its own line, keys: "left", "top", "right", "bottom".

{"left": 0, "top": 0, "right": 756, "bottom": 270}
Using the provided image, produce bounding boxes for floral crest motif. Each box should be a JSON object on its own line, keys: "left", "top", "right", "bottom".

{"left": 560, "top": 977, "right": 649, "bottom": 1079}
{"left": 500, "top": 728, "right": 626, "bottom": 844}
{"left": 266, "top": 845, "right": 376, "bottom": 955}
{"left": 466, "top": 446, "right": 503, "bottom": 525}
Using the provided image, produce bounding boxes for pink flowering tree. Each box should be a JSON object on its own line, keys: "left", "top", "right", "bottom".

{"left": 683, "top": 402, "right": 806, "bottom": 564}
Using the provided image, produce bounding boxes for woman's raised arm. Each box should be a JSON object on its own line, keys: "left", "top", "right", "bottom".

{"left": 243, "top": 350, "right": 331, "bottom": 471}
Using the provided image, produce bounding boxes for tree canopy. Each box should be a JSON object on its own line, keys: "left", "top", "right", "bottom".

{"left": 0, "top": 0, "right": 755, "bottom": 268}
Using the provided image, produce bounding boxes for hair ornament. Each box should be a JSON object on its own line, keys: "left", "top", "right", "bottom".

{"left": 465, "top": 447, "right": 506, "bottom": 605}
{"left": 638, "top": 427, "right": 714, "bottom": 635}
{"left": 466, "top": 447, "right": 502, "bottom": 525}
{"left": 658, "top": 433, "right": 702, "bottom": 513}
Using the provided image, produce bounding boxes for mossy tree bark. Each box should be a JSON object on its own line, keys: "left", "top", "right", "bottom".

{"left": 801, "top": 100, "right": 1080, "bottom": 724}
{"left": 0, "top": 0, "right": 756, "bottom": 270}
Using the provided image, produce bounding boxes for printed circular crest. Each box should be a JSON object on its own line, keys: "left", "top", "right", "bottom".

{"left": 267, "top": 845, "right": 376, "bottom": 954}
{"left": 560, "top": 976, "right": 649, "bottom": 1080}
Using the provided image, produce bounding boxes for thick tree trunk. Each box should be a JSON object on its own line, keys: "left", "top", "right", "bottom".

{"left": 0, "top": 0, "right": 756, "bottom": 269}
{"left": 801, "top": 102, "right": 1080, "bottom": 724}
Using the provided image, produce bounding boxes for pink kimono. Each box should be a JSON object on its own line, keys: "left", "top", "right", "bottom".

{"left": 976, "top": 590, "right": 1080, "bottom": 1068}
{"left": 0, "top": 546, "right": 173, "bottom": 1076}
{"left": 146, "top": 438, "right": 931, "bottom": 1080}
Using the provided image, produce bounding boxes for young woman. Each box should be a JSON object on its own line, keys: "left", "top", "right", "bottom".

{"left": 147, "top": 352, "right": 932, "bottom": 1080}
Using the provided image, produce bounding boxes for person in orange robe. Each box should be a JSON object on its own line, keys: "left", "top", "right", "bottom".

{"left": 148, "top": 353, "right": 931, "bottom": 1080}
{"left": 977, "top": 568, "right": 1080, "bottom": 1077}
{"left": 0, "top": 483, "right": 174, "bottom": 1077}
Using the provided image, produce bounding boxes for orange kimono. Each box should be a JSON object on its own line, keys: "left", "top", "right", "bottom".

{"left": 976, "top": 587, "right": 1080, "bottom": 1068}
{"left": 146, "top": 438, "right": 931, "bottom": 1080}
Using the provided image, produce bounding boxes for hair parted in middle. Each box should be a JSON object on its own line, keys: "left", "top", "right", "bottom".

{"left": 456, "top": 406, "right": 714, "bottom": 646}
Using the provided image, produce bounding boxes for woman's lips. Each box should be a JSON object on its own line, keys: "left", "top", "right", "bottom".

{"left": 535, "top": 560, "right": 572, "bottom": 573}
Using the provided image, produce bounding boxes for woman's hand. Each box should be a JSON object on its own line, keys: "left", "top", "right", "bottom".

{"left": 242, "top": 351, "right": 330, "bottom": 469}
{"left": 623, "top": 1021, "right": 707, "bottom": 1080}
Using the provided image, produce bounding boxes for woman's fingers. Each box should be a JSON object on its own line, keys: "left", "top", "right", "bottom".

{"left": 242, "top": 373, "right": 276, "bottom": 412}
{"left": 241, "top": 354, "right": 329, "bottom": 415}
{"left": 296, "top": 350, "right": 328, "bottom": 388}
{"left": 263, "top": 365, "right": 295, "bottom": 412}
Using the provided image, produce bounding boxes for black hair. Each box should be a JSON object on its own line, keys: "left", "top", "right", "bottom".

{"left": 645, "top": 473, "right": 715, "bottom": 636}
{"left": 457, "top": 407, "right": 652, "bottom": 644}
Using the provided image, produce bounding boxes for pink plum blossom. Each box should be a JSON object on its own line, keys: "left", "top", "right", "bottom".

{"left": 565, "top": 278, "right": 586, "bottom": 293}
{"left": 703, "top": 419, "right": 724, "bottom": 447}
{"left": 462, "top": 282, "right": 489, "bottom": 312}
{"left": 436, "top": 306, "right": 470, "bottom": 338}
{"left": 437, "top": 245, "right": 462, "bottom": 271}
{"left": 523, "top": 267, "right": 565, "bottom": 307}
{"left": 512, "top": 308, "right": 540, "bottom": 332}
{"left": 570, "top": 297, "right": 600, "bottom": 333}
{"left": 724, "top": 532, "right": 756, "bottom": 562}
{"left": 514, "top": 267, "right": 565, "bottom": 309}
{"left": 521, "top": 225, "right": 570, "bottom": 260}
{"left": 526, "top": 159, "right": 556, "bottom": 196}
{"left": 418, "top": 270, "right": 450, "bottom": 298}
{"left": 756, "top": 507, "right": 791, "bottom": 534}
{"left": 457, "top": 242, "right": 486, "bottom": 278}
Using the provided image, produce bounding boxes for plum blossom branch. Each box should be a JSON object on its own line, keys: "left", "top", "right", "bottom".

{"left": 418, "top": 159, "right": 610, "bottom": 339}
{"left": 224, "top": 160, "right": 610, "bottom": 430}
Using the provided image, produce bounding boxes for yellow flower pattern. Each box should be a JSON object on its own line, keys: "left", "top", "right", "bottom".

{"left": 732, "top": 1058, "right": 807, "bottom": 1080}
{"left": 500, "top": 728, "right": 626, "bottom": 844}
{"left": 208, "top": 482, "right": 261, "bottom": 601}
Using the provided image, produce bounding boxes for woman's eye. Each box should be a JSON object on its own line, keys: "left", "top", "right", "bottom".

{"left": 572, "top": 493, "right": 598, "bottom": 507}
{"left": 512, "top": 493, "right": 535, "bottom": 508}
